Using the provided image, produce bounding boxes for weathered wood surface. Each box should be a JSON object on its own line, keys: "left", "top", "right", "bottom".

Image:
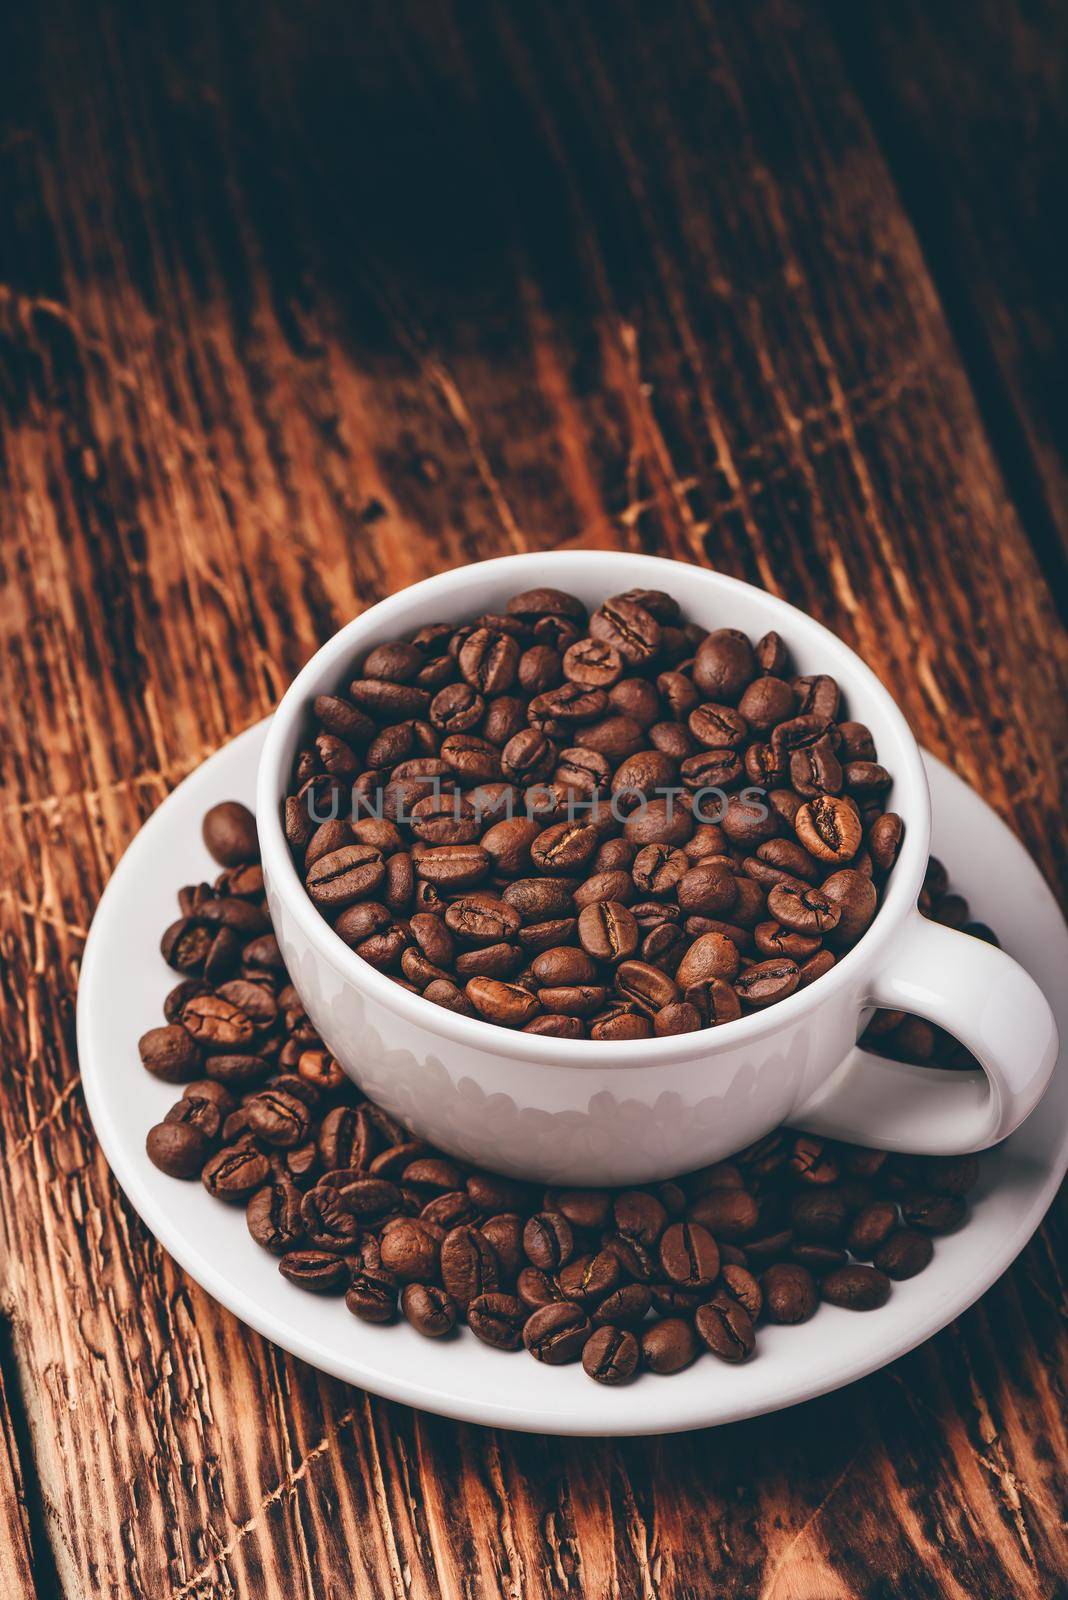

{"left": 828, "top": 0, "right": 1068, "bottom": 582}
{"left": 0, "top": 1, "right": 1066, "bottom": 1596}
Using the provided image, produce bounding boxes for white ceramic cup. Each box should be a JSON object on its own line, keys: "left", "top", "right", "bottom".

{"left": 256, "top": 551, "right": 1058, "bottom": 1184}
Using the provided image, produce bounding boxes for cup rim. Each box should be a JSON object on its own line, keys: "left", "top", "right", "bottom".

{"left": 256, "top": 551, "right": 930, "bottom": 1066}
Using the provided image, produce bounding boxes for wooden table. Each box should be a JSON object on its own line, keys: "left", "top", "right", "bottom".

{"left": 2, "top": 2, "right": 1066, "bottom": 1595}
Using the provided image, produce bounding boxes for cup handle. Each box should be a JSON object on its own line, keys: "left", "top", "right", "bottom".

{"left": 790, "top": 910, "right": 1058, "bottom": 1153}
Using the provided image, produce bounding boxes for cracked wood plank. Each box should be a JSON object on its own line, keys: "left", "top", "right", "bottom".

{"left": 0, "top": 0, "right": 1065, "bottom": 1597}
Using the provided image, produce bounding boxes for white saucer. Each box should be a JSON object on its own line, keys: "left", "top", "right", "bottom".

{"left": 77, "top": 721, "right": 1068, "bottom": 1436}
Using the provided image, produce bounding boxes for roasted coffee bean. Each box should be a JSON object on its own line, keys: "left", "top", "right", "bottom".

{"left": 695, "top": 1296, "right": 756, "bottom": 1363}
{"left": 535, "top": 983, "right": 606, "bottom": 1016}
{"left": 139, "top": 1024, "right": 202, "bottom": 1083}
{"left": 754, "top": 922, "right": 821, "bottom": 959}
{"left": 402, "top": 1283, "right": 458, "bottom": 1338}
{"left": 503, "top": 877, "right": 578, "bottom": 922}
{"left": 847, "top": 1201, "right": 899, "bottom": 1256}
{"left": 614, "top": 1190, "right": 668, "bottom": 1248}
{"left": 869, "top": 812, "right": 905, "bottom": 872}
{"left": 761, "top": 1262, "right": 818, "bottom": 1324}
{"left": 247, "top": 1181, "right": 305, "bottom": 1254}
{"left": 379, "top": 1218, "right": 441, "bottom": 1282}
{"left": 245, "top": 1089, "right": 311, "bottom": 1148}
{"left": 615, "top": 960, "right": 679, "bottom": 1014}
{"left": 529, "top": 682, "right": 607, "bottom": 727}
{"left": 544, "top": 1187, "right": 614, "bottom": 1230}
{"left": 205, "top": 1052, "right": 270, "bottom": 1087}
{"left": 558, "top": 1249, "right": 620, "bottom": 1307}
{"left": 517, "top": 1266, "right": 566, "bottom": 1311}
{"left": 203, "top": 801, "right": 259, "bottom": 867}
{"left": 685, "top": 976, "right": 743, "bottom": 1026}
{"left": 202, "top": 1145, "right": 271, "bottom": 1203}
{"left": 146, "top": 1120, "right": 211, "bottom": 1178}
{"left": 623, "top": 796, "right": 693, "bottom": 849}
{"left": 734, "top": 959, "right": 800, "bottom": 1008}
{"left": 658, "top": 1221, "right": 720, "bottom": 1287}
{"left": 331, "top": 1175, "right": 402, "bottom": 1222}
{"left": 820, "top": 869, "right": 878, "bottom": 946}
{"left": 900, "top": 1191, "right": 968, "bottom": 1234}
{"left": 465, "top": 977, "right": 540, "bottom": 1027}
{"left": 674, "top": 932, "right": 741, "bottom": 987}
{"left": 299, "top": 1185, "right": 362, "bottom": 1250}
{"left": 523, "top": 1211, "right": 574, "bottom": 1271}
{"left": 459, "top": 628, "right": 520, "bottom": 695}
{"left": 693, "top": 629, "right": 756, "bottom": 702}
{"left": 415, "top": 843, "right": 491, "bottom": 889}
{"left": 582, "top": 1325, "right": 640, "bottom": 1384}
{"left": 790, "top": 1242, "right": 848, "bottom": 1274}
{"left": 718, "top": 1263, "right": 762, "bottom": 1321}
{"left": 467, "top": 1292, "right": 527, "bottom": 1349}
{"left": 478, "top": 1213, "right": 525, "bottom": 1283}
{"left": 790, "top": 1189, "right": 848, "bottom": 1243}
{"left": 440, "top": 1224, "right": 499, "bottom": 1306}
{"left": 589, "top": 596, "right": 660, "bottom": 665}
{"left": 795, "top": 797, "right": 863, "bottom": 863}
{"left": 530, "top": 822, "right": 599, "bottom": 875}
{"left": 182, "top": 1078, "right": 238, "bottom": 1114}
{"left": 531, "top": 946, "right": 597, "bottom": 986}
{"left": 523, "top": 1301, "right": 592, "bottom": 1364}
{"left": 278, "top": 1250, "right": 349, "bottom": 1293}
{"left": 346, "top": 1271, "right": 398, "bottom": 1323}
{"left": 653, "top": 1001, "right": 701, "bottom": 1035}
{"left": 318, "top": 1105, "right": 374, "bottom": 1171}
{"left": 789, "top": 1136, "right": 840, "bottom": 1185}
{"left": 564, "top": 638, "right": 623, "bottom": 689}
{"left": 766, "top": 883, "right": 841, "bottom": 934}
{"left": 872, "top": 1229, "right": 934, "bottom": 1279}
{"left": 590, "top": 1008, "right": 652, "bottom": 1040}
{"left": 820, "top": 1264, "right": 892, "bottom": 1311}
{"left": 687, "top": 1188, "right": 759, "bottom": 1240}
{"left": 641, "top": 1317, "right": 698, "bottom": 1374}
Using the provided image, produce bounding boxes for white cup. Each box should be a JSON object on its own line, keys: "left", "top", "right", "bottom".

{"left": 256, "top": 551, "right": 1058, "bottom": 1185}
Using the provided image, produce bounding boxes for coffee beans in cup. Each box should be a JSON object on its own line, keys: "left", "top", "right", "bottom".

{"left": 279, "top": 590, "right": 904, "bottom": 1037}
{"left": 140, "top": 799, "right": 985, "bottom": 1386}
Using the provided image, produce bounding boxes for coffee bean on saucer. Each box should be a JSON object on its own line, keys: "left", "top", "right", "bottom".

{"left": 640, "top": 1317, "right": 699, "bottom": 1375}
{"left": 468, "top": 1292, "right": 527, "bottom": 1350}
{"left": 523, "top": 1211, "right": 574, "bottom": 1271}
{"left": 203, "top": 801, "right": 260, "bottom": 867}
{"left": 658, "top": 1221, "right": 720, "bottom": 1288}
{"left": 346, "top": 1271, "right": 398, "bottom": 1322}
{"left": 900, "top": 1192, "right": 968, "bottom": 1234}
{"left": 247, "top": 1181, "right": 305, "bottom": 1253}
{"left": 523, "top": 1302, "right": 592, "bottom": 1364}
{"left": 139, "top": 1024, "right": 202, "bottom": 1083}
{"left": 440, "top": 1224, "right": 499, "bottom": 1306}
{"left": 146, "top": 1120, "right": 211, "bottom": 1178}
{"left": 847, "top": 1201, "right": 899, "bottom": 1256}
{"left": 761, "top": 1263, "right": 818, "bottom": 1324}
{"left": 820, "top": 1265, "right": 892, "bottom": 1311}
{"left": 582, "top": 1325, "right": 640, "bottom": 1385}
{"left": 202, "top": 1145, "right": 271, "bottom": 1203}
{"left": 401, "top": 1283, "right": 458, "bottom": 1338}
{"left": 695, "top": 1296, "right": 756, "bottom": 1363}
{"left": 872, "top": 1229, "right": 935, "bottom": 1280}
{"left": 279, "top": 1250, "right": 349, "bottom": 1294}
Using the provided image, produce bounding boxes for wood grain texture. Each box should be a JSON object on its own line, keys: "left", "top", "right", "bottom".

{"left": 828, "top": 0, "right": 1068, "bottom": 587}
{"left": 0, "top": 1, "right": 1066, "bottom": 1596}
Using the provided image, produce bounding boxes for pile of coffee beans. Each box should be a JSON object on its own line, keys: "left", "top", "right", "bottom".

{"left": 142, "top": 800, "right": 985, "bottom": 1385}
{"left": 279, "top": 588, "right": 906, "bottom": 1038}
